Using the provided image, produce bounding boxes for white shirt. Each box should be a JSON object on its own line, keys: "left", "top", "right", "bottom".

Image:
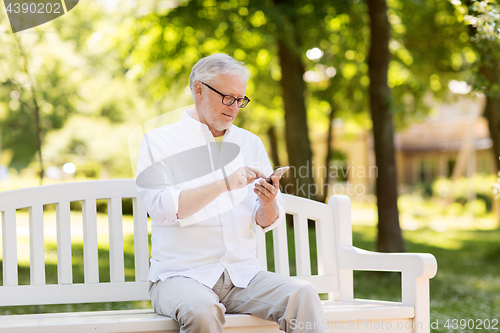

{"left": 136, "top": 109, "right": 285, "bottom": 289}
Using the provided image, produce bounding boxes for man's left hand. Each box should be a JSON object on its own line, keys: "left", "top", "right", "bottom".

{"left": 254, "top": 176, "right": 280, "bottom": 205}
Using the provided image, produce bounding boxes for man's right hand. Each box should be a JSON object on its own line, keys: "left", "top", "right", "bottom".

{"left": 226, "top": 166, "right": 265, "bottom": 191}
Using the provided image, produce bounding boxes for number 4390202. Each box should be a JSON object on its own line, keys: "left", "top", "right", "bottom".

{"left": 5, "top": 2, "right": 62, "bottom": 14}
{"left": 444, "top": 318, "right": 498, "bottom": 330}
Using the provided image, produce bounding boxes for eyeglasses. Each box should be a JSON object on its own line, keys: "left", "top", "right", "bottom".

{"left": 201, "top": 82, "right": 251, "bottom": 108}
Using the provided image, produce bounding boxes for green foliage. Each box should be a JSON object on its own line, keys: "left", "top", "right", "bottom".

{"left": 433, "top": 174, "right": 496, "bottom": 209}
{"left": 0, "top": 1, "right": 160, "bottom": 177}
{"left": 0, "top": 0, "right": 493, "bottom": 183}
{"left": 466, "top": 198, "right": 488, "bottom": 216}
{"left": 397, "top": 174, "right": 495, "bottom": 225}
{"left": 452, "top": 0, "right": 500, "bottom": 96}
{"left": 42, "top": 115, "right": 136, "bottom": 178}
{"left": 388, "top": 0, "right": 472, "bottom": 129}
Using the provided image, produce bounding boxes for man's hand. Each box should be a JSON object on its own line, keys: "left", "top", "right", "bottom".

{"left": 254, "top": 176, "right": 280, "bottom": 205}
{"left": 254, "top": 175, "right": 280, "bottom": 228}
{"left": 226, "top": 166, "right": 265, "bottom": 191}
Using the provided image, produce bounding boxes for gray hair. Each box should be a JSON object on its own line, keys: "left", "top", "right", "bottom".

{"left": 189, "top": 53, "right": 250, "bottom": 101}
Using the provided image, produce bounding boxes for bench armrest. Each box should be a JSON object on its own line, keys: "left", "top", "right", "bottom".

{"left": 338, "top": 244, "right": 437, "bottom": 332}
{"left": 338, "top": 246, "right": 437, "bottom": 279}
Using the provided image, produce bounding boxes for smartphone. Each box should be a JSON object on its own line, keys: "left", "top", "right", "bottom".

{"left": 265, "top": 166, "right": 289, "bottom": 184}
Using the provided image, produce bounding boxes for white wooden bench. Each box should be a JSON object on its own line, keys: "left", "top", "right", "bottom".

{"left": 0, "top": 179, "right": 437, "bottom": 333}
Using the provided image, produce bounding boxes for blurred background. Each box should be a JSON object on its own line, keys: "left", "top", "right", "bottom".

{"left": 0, "top": 0, "right": 499, "bottom": 328}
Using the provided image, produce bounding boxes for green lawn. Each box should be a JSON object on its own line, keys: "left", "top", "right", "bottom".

{"left": 1, "top": 215, "right": 499, "bottom": 333}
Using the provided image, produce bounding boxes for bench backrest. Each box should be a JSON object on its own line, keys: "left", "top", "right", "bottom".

{"left": 0, "top": 179, "right": 342, "bottom": 307}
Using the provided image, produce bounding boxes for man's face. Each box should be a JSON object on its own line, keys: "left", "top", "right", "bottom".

{"left": 195, "top": 73, "right": 247, "bottom": 137}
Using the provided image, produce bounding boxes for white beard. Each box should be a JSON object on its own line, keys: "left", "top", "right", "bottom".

{"left": 197, "top": 100, "right": 232, "bottom": 133}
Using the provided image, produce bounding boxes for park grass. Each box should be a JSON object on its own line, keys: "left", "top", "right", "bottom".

{"left": 1, "top": 215, "right": 499, "bottom": 333}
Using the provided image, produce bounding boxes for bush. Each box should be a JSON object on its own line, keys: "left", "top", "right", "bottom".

{"left": 448, "top": 202, "right": 463, "bottom": 216}
{"left": 464, "top": 198, "right": 488, "bottom": 217}
{"left": 433, "top": 174, "right": 496, "bottom": 211}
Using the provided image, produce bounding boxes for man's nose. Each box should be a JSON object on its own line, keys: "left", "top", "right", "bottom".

{"left": 229, "top": 102, "right": 239, "bottom": 113}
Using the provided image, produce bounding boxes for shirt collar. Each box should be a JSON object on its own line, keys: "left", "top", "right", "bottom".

{"left": 181, "top": 109, "right": 234, "bottom": 140}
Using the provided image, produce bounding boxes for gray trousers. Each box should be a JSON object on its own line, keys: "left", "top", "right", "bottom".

{"left": 149, "top": 269, "right": 327, "bottom": 333}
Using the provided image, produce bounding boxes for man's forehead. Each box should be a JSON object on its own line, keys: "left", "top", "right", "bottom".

{"left": 211, "top": 74, "right": 247, "bottom": 95}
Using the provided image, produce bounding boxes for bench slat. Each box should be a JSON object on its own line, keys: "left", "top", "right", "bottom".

{"left": 316, "top": 217, "right": 337, "bottom": 276}
{"left": 133, "top": 197, "right": 149, "bottom": 282}
{"left": 272, "top": 218, "right": 289, "bottom": 276}
{"left": 0, "top": 304, "right": 415, "bottom": 333}
{"left": 82, "top": 199, "right": 100, "bottom": 284}
{"left": 316, "top": 216, "right": 339, "bottom": 300}
{"left": 291, "top": 275, "right": 338, "bottom": 294}
{"left": 56, "top": 202, "right": 72, "bottom": 284}
{"left": 283, "top": 194, "right": 331, "bottom": 220}
{"left": 293, "top": 213, "right": 311, "bottom": 276}
{"left": 0, "top": 282, "right": 150, "bottom": 306}
{"left": 2, "top": 209, "right": 18, "bottom": 286}
{"left": 29, "top": 205, "right": 46, "bottom": 285}
{"left": 253, "top": 224, "right": 267, "bottom": 269}
{"left": 0, "top": 180, "right": 138, "bottom": 211}
{"left": 108, "top": 198, "right": 125, "bottom": 283}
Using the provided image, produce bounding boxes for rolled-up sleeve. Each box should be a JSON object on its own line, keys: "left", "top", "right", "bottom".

{"left": 136, "top": 135, "right": 184, "bottom": 226}
{"left": 252, "top": 192, "right": 286, "bottom": 233}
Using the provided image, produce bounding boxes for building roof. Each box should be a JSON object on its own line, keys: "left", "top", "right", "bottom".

{"left": 395, "top": 94, "right": 492, "bottom": 153}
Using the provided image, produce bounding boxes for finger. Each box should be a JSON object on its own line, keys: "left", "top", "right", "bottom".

{"left": 257, "top": 180, "right": 276, "bottom": 196}
{"left": 254, "top": 186, "right": 271, "bottom": 200}
{"left": 263, "top": 178, "right": 278, "bottom": 191}
{"left": 257, "top": 180, "right": 271, "bottom": 194}
{"left": 271, "top": 176, "right": 280, "bottom": 188}
{"left": 245, "top": 169, "right": 257, "bottom": 181}
{"left": 247, "top": 167, "right": 266, "bottom": 179}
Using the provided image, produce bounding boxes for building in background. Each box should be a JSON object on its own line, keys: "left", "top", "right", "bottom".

{"left": 323, "top": 92, "right": 495, "bottom": 196}
{"left": 395, "top": 94, "right": 493, "bottom": 186}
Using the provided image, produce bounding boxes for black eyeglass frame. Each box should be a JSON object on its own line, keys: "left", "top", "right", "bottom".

{"left": 201, "top": 82, "right": 251, "bottom": 108}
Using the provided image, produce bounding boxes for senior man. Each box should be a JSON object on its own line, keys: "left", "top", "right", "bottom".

{"left": 136, "top": 53, "right": 326, "bottom": 333}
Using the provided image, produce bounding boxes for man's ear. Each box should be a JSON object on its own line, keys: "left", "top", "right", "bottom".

{"left": 194, "top": 81, "right": 203, "bottom": 100}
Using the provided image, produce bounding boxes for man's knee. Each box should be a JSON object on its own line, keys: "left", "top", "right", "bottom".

{"left": 180, "top": 301, "right": 226, "bottom": 329}
{"left": 300, "top": 281, "right": 320, "bottom": 299}
{"left": 288, "top": 279, "right": 320, "bottom": 302}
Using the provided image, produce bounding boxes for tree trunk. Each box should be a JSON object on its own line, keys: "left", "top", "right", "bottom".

{"left": 367, "top": 0, "right": 405, "bottom": 252}
{"left": 269, "top": 0, "right": 316, "bottom": 199}
{"left": 479, "top": 65, "right": 500, "bottom": 172}
{"left": 32, "top": 89, "right": 44, "bottom": 184}
{"left": 276, "top": 39, "right": 316, "bottom": 200}
{"left": 267, "top": 125, "right": 281, "bottom": 168}
{"left": 321, "top": 106, "right": 336, "bottom": 202}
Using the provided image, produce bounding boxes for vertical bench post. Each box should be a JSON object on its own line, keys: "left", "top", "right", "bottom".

{"left": 82, "top": 199, "right": 99, "bottom": 284}
{"left": 272, "top": 220, "right": 289, "bottom": 276}
{"left": 328, "top": 195, "right": 353, "bottom": 301}
{"left": 133, "top": 197, "right": 149, "bottom": 282}
{"left": 2, "top": 209, "right": 18, "bottom": 286}
{"left": 29, "top": 205, "right": 46, "bottom": 285}
{"left": 56, "top": 201, "right": 72, "bottom": 284}
{"left": 293, "top": 213, "right": 311, "bottom": 276}
{"left": 252, "top": 223, "right": 267, "bottom": 269}
{"left": 108, "top": 197, "right": 125, "bottom": 283}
